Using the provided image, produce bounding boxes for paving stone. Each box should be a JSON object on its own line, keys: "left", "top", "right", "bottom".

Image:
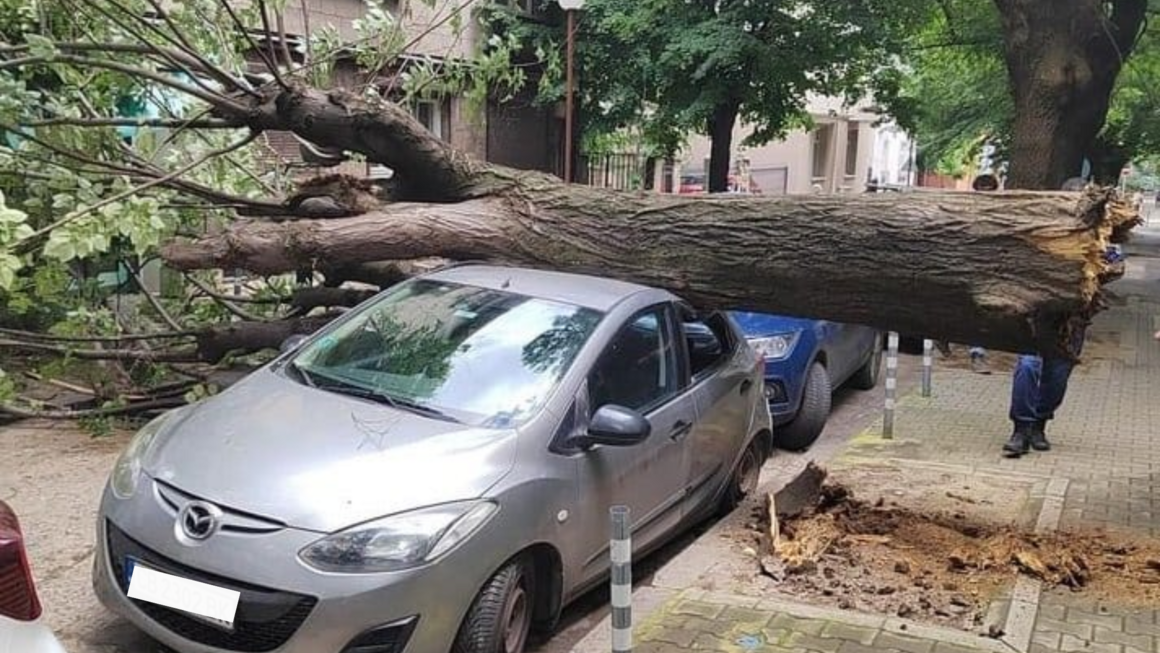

{"left": 691, "top": 633, "right": 731, "bottom": 651}
{"left": 838, "top": 641, "right": 901, "bottom": 653}
{"left": 784, "top": 632, "right": 843, "bottom": 653}
{"left": 820, "top": 622, "right": 879, "bottom": 646}
{"left": 1093, "top": 626, "right": 1154, "bottom": 651}
{"left": 651, "top": 628, "right": 700, "bottom": 648}
{"left": 1059, "top": 634, "right": 1122, "bottom": 653}
{"left": 873, "top": 632, "right": 936, "bottom": 653}
{"left": 768, "top": 614, "right": 827, "bottom": 636}
{"left": 1038, "top": 617, "right": 1096, "bottom": 640}
{"left": 638, "top": 642, "right": 693, "bottom": 653}
{"left": 932, "top": 643, "right": 986, "bottom": 653}
{"left": 1032, "top": 631, "right": 1062, "bottom": 649}
{"left": 683, "top": 616, "right": 739, "bottom": 638}
{"left": 1124, "top": 617, "right": 1160, "bottom": 638}
{"left": 719, "top": 606, "right": 773, "bottom": 627}
{"left": 1038, "top": 603, "right": 1069, "bottom": 622}
{"left": 673, "top": 600, "right": 726, "bottom": 620}
{"left": 1071, "top": 610, "right": 1126, "bottom": 631}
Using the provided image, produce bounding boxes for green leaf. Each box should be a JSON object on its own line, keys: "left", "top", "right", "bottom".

{"left": 24, "top": 33, "right": 57, "bottom": 59}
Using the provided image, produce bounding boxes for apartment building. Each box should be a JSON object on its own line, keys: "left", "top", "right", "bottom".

{"left": 675, "top": 95, "right": 914, "bottom": 195}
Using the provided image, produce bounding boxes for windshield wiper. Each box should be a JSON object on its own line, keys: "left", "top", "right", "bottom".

{"left": 384, "top": 396, "right": 459, "bottom": 423}
{"left": 290, "top": 363, "right": 459, "bottom": 422}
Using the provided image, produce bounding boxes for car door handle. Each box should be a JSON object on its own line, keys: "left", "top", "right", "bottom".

{"left": 740, "top": 379, "right": 753, "bottom": 395}
{"left": 669, "top": 421, "right": 693, "bottom": 442}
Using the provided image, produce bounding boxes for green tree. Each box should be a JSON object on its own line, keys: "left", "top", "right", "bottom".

{"left": 885, "top": 0, "right": 1153, "bottom": 187}
{"left": 491, "top": 0, "right": 926, "bottom": 192}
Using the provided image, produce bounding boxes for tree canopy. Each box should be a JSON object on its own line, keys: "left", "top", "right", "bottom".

{"left": 492, "top": 0, "right": 926, "bottom": 192}
{"left": 887, "top": 0, "right": 1156, "bottom": 184}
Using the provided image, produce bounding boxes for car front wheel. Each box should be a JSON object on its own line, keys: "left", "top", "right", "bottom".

{"left": 776, "top": 362, "right": 832, "bottom": 451}
{"left": 453, "top": 557, "right": 534, "bottom": 653}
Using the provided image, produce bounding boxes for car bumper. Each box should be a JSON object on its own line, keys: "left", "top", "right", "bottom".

{"left": 759, "top": 372, "right": 798, "bottom": 425}
{"left": 93, "top": 479, "right": 497, "bottom": 653}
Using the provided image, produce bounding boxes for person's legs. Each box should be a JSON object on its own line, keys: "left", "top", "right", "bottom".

{"left": 1025, "top": 355, "right": 1076, "bottom": 451}
{"left": 1004, "top": 354, "right": 1042, "bottom": 457}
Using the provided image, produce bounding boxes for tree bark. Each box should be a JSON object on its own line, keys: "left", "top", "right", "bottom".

{"left": 707, "top": 100, "right": 741, "bottom": 193}
{"left": 163, "top": 186, "right": 1138, "bottom": 356}
{"left": 995, "top": 0, "right": 1146, "bottom": 189}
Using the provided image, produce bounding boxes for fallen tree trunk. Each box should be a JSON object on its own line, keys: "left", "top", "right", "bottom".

{"left": 163, "top": 186, "right": 1138, "bottom": 355}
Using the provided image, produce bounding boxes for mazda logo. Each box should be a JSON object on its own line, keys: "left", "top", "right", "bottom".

{"left": 177, "top": 501, "right": 222, "bottom": 541}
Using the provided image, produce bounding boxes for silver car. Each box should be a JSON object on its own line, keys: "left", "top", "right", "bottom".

{"left": 93, "top": 264, "right": 772, "bottom": 653}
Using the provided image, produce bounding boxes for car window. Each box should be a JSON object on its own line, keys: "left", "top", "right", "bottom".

{"left": 289, "top": 278, "right": 603, "bottom": 428}
{"left": 685, "top": 313, "right": 734, "bottom": 377}
{"left": 588, "top": 306, "right": 679, "bottom": 413}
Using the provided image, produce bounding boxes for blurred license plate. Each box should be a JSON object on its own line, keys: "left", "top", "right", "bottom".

{"left": 126, "top": 559, "right": 239, "bottom": 630}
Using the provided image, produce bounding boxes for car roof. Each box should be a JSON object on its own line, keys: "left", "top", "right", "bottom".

{"left": 421, "top": 264, "right": 655, "bottom": 311}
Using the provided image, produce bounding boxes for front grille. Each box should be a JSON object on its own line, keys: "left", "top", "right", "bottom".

{"left": 106, "top": 521, "right": 317, "bottom": 652}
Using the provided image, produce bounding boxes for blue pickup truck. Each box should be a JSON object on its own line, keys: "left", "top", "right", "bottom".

{"left": 729, "top": 313, "right": 882, "bottom": 451}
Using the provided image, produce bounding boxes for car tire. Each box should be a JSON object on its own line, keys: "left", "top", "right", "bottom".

{"left": 849, "top": 333, "right": 884, "bottom": 390}
{"left": 453, "top": 557, "right": 534, "bottom": 653}
{"left": 719, "top": 435, "right": 766, "bottom": 514}
{"left": 776, "top": 362, "right": 831, "bottom": 451}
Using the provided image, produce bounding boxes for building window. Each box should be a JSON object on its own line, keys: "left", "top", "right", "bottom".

{"left": 413, "top": 100, "right": 445, "bottom": 140}
{"left": 845, "top": 124, "right": 860, "bottom": 177}
{"left": 811, "top": 124, "right": 833, "bottom": 181}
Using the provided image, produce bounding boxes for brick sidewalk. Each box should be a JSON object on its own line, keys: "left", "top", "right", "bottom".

{"left": 604, "top": 246, "right": 1160, "bottom": 653}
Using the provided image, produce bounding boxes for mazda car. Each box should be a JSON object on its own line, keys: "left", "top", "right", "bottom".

{"left": 93, "top": 264, "right": 772, "bottom": 653}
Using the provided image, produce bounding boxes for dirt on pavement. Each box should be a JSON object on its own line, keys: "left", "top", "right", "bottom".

{"left": 726, "top": 466, "right": 1160, "bottom": 632}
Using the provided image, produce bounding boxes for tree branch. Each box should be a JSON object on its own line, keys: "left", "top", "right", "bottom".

{"left": 0, "top": 396, "right": 187, "bottom": 420}
{"left": 0, "top": 52, "right": 248, "bottom": 115}
{"left": 215, "top": 0, "right": 288, "bottom": 89}
{"left": 13, "top": 131, "right": 261, "bottom": 253}
{"left": 184, "top": 274, "right": 267, "bottom": 322}
{"left": 19, "top": 116, "right": 241, "bottom": 129}
{"left": 127, "top": 260, "right": 184, "bottom": 331}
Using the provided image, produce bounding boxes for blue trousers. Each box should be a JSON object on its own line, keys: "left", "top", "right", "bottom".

{"left": 1009, "top": 329, "right": 1085, "bottom": 425}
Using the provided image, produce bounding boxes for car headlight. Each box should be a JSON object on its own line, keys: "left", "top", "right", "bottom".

{"left": 749, "top": 333, "right": 800, "bottom": 361}
{"left": 110, "top": 412, "right": 173, "bottom": 499}
{"left": 299, "top": 501, "right": 498, "bottom": 573}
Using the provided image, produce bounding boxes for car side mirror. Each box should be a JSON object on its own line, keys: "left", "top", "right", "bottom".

{"left": 573, "top": 405, "right": 651, "bottom": 449}
{"left": 280, "top": 334, "right": 309, "bottom": 355}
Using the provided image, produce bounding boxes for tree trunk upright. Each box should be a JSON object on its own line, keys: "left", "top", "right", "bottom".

{"left": 707, "top": 100, "right": 740, "bottom": 193}
{"left": 995, "top": 0, "right": 1146, "bottom": 189}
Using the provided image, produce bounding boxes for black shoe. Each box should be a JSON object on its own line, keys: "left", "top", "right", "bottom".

{"left": 1028, "top": 420, "right": 1051, "bottom": 451}
{"left": 1003, "top": 425, "right": 1031, "bottom": 458}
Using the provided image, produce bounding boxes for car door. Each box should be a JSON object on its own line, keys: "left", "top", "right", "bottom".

{"left": 682, "top": 312, "right": 758, "bottom": 515}
{"left": 571, "top": 303, "right": 694, "bottom": 582}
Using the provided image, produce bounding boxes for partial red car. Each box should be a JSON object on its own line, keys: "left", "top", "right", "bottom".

{"left": 0, "top": 501, "right": 66, "bottom": 653}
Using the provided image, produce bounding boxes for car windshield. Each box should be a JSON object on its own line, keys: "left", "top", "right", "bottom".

{"left": 288, "top": 278, "right": 603, "bottom": 428}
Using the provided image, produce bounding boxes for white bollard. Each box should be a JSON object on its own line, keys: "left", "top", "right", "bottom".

{"left": 884, "top": 332, "right": 899, "bottom": 439}
{"left": 610, "top": 506, "right": 632, "bottom": 653}
{"left": 921, "top": 338, "right": 933, "bottom": 397}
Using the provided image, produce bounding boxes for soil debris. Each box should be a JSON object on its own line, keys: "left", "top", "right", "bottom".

{"left": 751, "top": 479, "right": 1160, "bottom": 628}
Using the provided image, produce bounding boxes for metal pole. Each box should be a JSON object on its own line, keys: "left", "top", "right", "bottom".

{"left": 921, "top": 338, "right": 933, "bottom": 397}
{"left": 610, "top": 505, "right": 632, "bottom": 653}
{"left": 563, "top": 9, "right": 575, "bottom": 184}
{"left": 884, "top": 332, "right": 899, "bottom": 438}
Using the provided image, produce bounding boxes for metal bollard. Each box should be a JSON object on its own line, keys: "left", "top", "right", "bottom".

{"left": 921, "top": 338, "right": 933, "bottom": 397}
{"left": 610, "top": 506, "right": 632, "bottom": 653}
{"left": 884, "top": 332, "right": 899, "bottom": 439}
